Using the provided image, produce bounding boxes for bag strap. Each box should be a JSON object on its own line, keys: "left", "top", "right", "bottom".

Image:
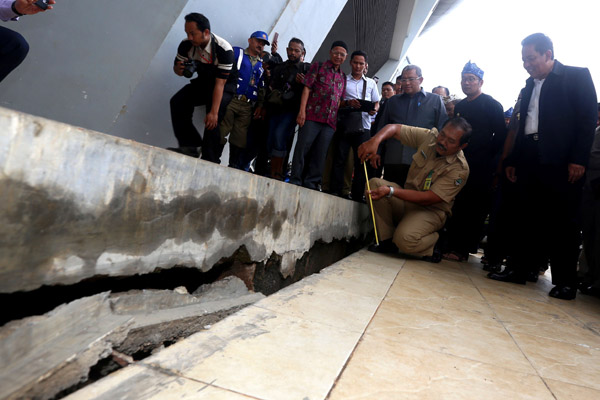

{"left": 361, "top": 78, "right": 367, "bottom": 100}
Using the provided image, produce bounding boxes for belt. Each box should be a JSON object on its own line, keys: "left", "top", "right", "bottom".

{"left": 525, "top": 133, "right": 539, "bottom": 141}
{"left": 234, "top": 94, "right": 253, "bottom": 103}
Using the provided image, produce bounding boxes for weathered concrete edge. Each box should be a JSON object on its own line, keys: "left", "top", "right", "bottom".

{"left": 0, "top": 106, "right": 372, "bottom": 293}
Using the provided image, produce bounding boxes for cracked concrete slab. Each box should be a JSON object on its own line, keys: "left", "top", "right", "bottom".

{"left": 0, "top": 106, "right": 371, "bottom": 294}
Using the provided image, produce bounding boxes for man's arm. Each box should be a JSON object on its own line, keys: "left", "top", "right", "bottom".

{"left": 358, "top": 123, "right": 404, "bottom": 163}
{"left": 296, "top": 86, "right": 310, "bottom": 127}
{"left": 1, "top": 0, "right": 54, "bottom": 21}
{"left": 368, "top": 184, "right": 442, "bottom": 206}
{"left": 205, "top": 77, "right": 226, "bottom": 130}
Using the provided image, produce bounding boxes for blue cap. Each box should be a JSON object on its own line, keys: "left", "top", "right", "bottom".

{"left": 504, "top": 107, "right": 514, "bottom": 118}
{"left": 250, "top": 31, "right": 270, "bottom": 45}
{"left": 462, "top": 61, "right": 484, "bottom": 80}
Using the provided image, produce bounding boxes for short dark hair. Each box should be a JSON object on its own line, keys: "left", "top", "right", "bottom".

{"left": 402, "top": 64, "right": 422, "bottom": 78}
{"left": 395, "top": 75, "right": 402, "bottom": 82}
{"left": 185, "top": 13, "right": 210, "bottom": 32}
{"left": 382, "top": 81, "right": 394, "bottom": 89}
{"left": 289, "top": 37, "right": 305, "bottom": 49}
{"left": 443, "top": 117, "right": 472, "bottom": 145}
{"left": 350, "top": 50, "right": 368, "bottom": 62}
{"left": 521, "top": 33, "right": 554, "bottom": 59}
{"left": 433, "top": 86, "right": 450, "bottom": 96}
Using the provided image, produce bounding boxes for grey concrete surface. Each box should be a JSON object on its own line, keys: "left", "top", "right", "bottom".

{"left": 0, "top": 107, "right": 371, "bottom": 293}
{"left": 0, "top": 292, "right": 133, "bottom": 400}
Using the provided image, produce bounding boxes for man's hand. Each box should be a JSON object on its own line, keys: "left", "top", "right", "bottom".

{"left": 296, "top": 73, "right": 305, "bottom": 84}
{"left": 15, "top": 0, "right": 55, "bottom": 15}
{"left": 346, "top": 99, "right": 361, "bottom": 109}
{"left": 296, "top": 110, "right": 306, "bottom": 127}
{"left": 505, "top": 166, "right": 517, "bottom": 183}
{"left": 271, "top": 40, "right": 278, "bottom": 55}
{"left": 358, "top": 137, "right": 380, "bottom": 163}
{"left": 173, "top": 60, "right": 185, "bottom": 76}
{"left": 368, "top": 185, "right": 391, "bottom": 200}
{"left": 568, "top": 163, "right": 585, "bottom": 183}
{"left": 253, "top": 107, "right": 265, "bottom": 120}
{"left": 369, "top": 154, "right": 381, "bottom": 169}
{"left": 205, "top": 111, "right": 218, "bottom": 130}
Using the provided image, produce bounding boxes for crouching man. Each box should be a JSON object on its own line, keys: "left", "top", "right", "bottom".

{"left": 357, "top": 118, "right": 471, "bottom": 262}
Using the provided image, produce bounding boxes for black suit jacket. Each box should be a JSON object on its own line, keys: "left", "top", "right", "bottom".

{"left": 510, "top": 60, "right": 597, "bottom": 168}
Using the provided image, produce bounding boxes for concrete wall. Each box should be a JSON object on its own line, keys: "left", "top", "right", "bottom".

{"left": 0, "top": 0, "right": 347, "bottom": 150}
{"left": 0, "top": 106, "right": 371, "bottom": 294}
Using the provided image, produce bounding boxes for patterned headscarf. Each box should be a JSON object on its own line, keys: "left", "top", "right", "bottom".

{"left": 462, "top": 61, "right": 484, "bottom": 79}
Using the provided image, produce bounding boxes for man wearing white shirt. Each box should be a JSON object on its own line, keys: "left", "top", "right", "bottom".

{"left": 0, "top": 0, "right": 55, "bottom": 83}
{"left": 329, "top": 50, "right": 379, "bottom": 200}
{"left": 489, "top": 33, "right": 597, "bottom": 300}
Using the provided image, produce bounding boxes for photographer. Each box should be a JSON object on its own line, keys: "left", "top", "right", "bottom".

{"left": 0, "top": 0, "right": 55, "bottom": 83}
{"left": 265, "top": 37, "right": 308, "bottom": 179}
{"left": 169, "top": 13, "right": 235, "bottom": 160}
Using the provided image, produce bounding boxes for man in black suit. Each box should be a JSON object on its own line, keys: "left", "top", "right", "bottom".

{"left": 488, "top": 33, "right": 597, "bottom": 300}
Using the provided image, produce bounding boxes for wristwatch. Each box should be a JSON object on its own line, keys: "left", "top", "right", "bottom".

{"left": 386, "top": 186, "right": 394, "bottom": 198}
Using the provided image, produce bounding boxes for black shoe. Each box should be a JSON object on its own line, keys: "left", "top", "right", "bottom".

{"left": 487, "top": 269, "right": 526, "bottom": 285}
{"left": 167, "top": 146, "right": 200, "bottom": 158}
{"left": 483, "top": 262, "right": 502, "bottom": 273}
{"left": 526, "top": 271, "right": 539, "bottom": 283}
{"left": 422, "top": 248, "right": 442, "bottom": 263}
{"left": 549, "top": 285, "right": 576, "bottom": 300}
{"left": 368, "top": 239, "right": 397, "bottom": 254}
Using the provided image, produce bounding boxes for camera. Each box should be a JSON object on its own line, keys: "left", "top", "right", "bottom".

{"left": 182, "top": 60, "right": 197, "bottom": 78}
{"left": 34, "top": 0, "right": 49, "bottom": 10}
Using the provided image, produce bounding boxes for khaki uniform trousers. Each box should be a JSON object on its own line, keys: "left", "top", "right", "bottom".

{"left": 370, "top": 178, "right": 446, "bottom": 257}
{"left": 219, "top": 97, "right": 253, "bottom": 148}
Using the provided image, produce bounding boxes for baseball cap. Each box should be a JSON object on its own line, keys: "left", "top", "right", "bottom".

{"left": 250, "top": 31, "right": 270, "bottom": 45}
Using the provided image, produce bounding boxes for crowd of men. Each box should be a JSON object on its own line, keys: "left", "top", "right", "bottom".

{"left": 3, "top": 7, "right": 598, "bottom": 302}
{"left": 166, "top": 13, "right": 598, "bottom": 302}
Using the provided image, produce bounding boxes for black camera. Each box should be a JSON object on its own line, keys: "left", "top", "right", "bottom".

{"left": 182, "top": 60, "right": 197, "bottom": 78}
{"left": 34, "top": 0, "right": 49, "bottom": 10}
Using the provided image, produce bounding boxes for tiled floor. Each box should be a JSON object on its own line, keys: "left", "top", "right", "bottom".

{"left": 66, "top": 249, "right": 600, "bottom": 400}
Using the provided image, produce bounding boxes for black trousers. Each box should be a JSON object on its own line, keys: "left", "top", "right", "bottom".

{"left": 443, "top": 179, "right": 492, "bottom": 256}
{"left": 0, "top": 26, "right": 29, "bottom": 83}
{"left": 169, "top": 81, "right": 232, "bottom": 162}
{"left": 330, "top": 129, "right": 371, "bottom": 200}
{"left": 382, "top": 164, "right": 410, "bottom": 187}
{"left": 511, "top": 138, "right": 582, "bottom": 287}
{"left": 485, "top": 175, "right": 520, "bottom": 265}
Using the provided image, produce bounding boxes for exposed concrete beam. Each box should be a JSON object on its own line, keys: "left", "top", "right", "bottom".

{"left": 375, "top": 0, "right": 439, "bottom": 82}
{"left": 0, "top": 106, "right": 370, "bottom": 294}
{"left": 269, "top": 0, "right": 348, "bottom": 62}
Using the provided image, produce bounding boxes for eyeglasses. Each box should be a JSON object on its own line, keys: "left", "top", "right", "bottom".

{"left": 461, "top": 76, "right": 480, "bottom": 83}
{"left": 399, "top": 77, "right": 421, "bottom": 83}
{"left": 331, "top": 51, "right": 347, "bottom": 57}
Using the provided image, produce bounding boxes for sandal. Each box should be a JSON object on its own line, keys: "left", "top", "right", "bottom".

{"left": 442, "top": 251, "right": 468, "bottom": 262}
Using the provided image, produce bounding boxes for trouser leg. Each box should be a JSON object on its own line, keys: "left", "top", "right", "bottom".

{"left": 330, "top": 132, "right": 352, "bottom": 195}
{"left": 394, "top": 202, "right": 446, "bottom": 257}
{"left": 369, "top": 178, "right": 405, "bottom": 241}
{"left": 201, "top": 91, "right": 232, "bottom": 163}
{"left": 303, "top": 124, "right": 335, "bottom": 189}
{"left": 0, "top": 27, "right": 29, "bottom": 83}
{"left": 170, "top": 83, "right": 209, "bottom": 147}
{"left": 289, "top": 120, "right": 320, "bottom": 186}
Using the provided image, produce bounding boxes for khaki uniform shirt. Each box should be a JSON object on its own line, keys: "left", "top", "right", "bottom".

{"left": 399, "top": 125, "right": 470, "bottom": 216}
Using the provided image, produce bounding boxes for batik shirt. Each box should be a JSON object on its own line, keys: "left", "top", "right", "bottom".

{"left": 303, "top": 60, "right": 346, "bottom": 129}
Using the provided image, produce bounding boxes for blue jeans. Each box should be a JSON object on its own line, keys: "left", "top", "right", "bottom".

{"left": 289, "top": 120, "right": 335, "bottom": 189}
{"left": 267, "top": 112, "right": 297, "bottom": 158}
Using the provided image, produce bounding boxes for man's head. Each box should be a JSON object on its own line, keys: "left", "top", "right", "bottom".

{"left": 521, "top": 33, "right": 555, "bottom": 80}
{"left": 435, "top": 117, "right": 472, "bottom": 157}
{"left": 329, "top": 40, "right": 348, "bottom": 67}
{"left": 184, "top": 13, "right": 211, "bottom": 48}
{"left": 432, "top": 86, "right": 450, "bottom": 97}
{"left": 350, "top": 51, "right": 368, "bottom": 78}
{"left": 381, "top": 81, "right": 395, "bottom": 99}
{"left": 394, "top": 75, "right": 403, "bottom": 94}
{"left": 399, "top": 65, "right": 423, "bottom": 96}
{"left": 248, "top": 31, "right": 270, "bottom": 57}
{"left": 287, "top": 38, "right": 304, "bottom": 62}
{"left": 461, "top": 61, "right": 484, "bottom": 98}
{"left": 444, "top": 98, "right": 460, "bottom": 118}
